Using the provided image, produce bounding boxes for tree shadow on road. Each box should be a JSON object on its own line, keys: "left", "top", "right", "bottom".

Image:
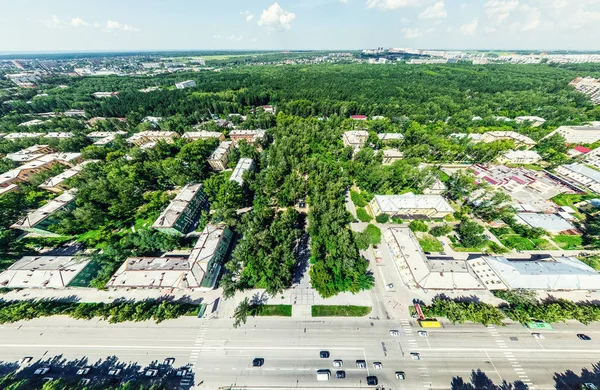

{"left": 451, "top": 369, "right": 529, "bottom": 390}
{"left": 554, "top": 362, "right": 600, "bottom": 390}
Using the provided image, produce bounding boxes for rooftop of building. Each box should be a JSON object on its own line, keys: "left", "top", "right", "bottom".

{"left": 373, "top": 193, "right": 454, "bottom": 213}
{"left": 151, "top": 184, "right": 204, "bottom": 229}
{"left": 230, "top": 158, "right": 254, "bottom": 185}
{"left": 0, "top": 255, "right": 91, "bottom": 289}
{"left": 516, "top": 213, "right": 575, "bottom": 232}
{"left": 11, "top": 191, "right": 76, "bottom": 229}
{"left": 209, "top": 141, "right": 233, "bottom": 160}
{"left": 559, "top": 163, "right": 600, "bottom": 183}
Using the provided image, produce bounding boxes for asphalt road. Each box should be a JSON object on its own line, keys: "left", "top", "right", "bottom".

{"left": 0, "top": 316, "right": 599, "bottom": 389}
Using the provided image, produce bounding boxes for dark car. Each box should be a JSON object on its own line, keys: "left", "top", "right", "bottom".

{"left": 320, "top": 351, "right": 330, "bottom": 358}
{"left": 578, "top": 334, "right": 592, "bottom": 341}
{"left": 336, "top": 370, "right": 346, "bottom": 379}
{"left": 366, "top": 376, "right": 379, "bottom": 386}
{"left": 252, "top": 358, "right": 264, "bottom": 367}
{"left": 356, "top": 360, "right": 367, "bottom": 368}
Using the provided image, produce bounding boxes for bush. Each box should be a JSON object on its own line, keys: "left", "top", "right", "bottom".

{"left": 430, "top": 224, "right": 452, "bottom": 237}
{"left": 375, "top": 214, "right": 389, "bottom": 223}
{"left": 420, "top": 297, "right": 505, "bottom": 326}
{"left": 350, "top": 191, "right": 368, "bottom": 207}
{"left": 409, "top": 220, "right": 428, "bottom": 233}
{"left": 312, "top": 305, "right": 372, "bottom": 317}
{"left": 391, "top": 217, "right": 404, "bottom": 224}
{"left": 364, "top": 224, "right": 382, "bottom": 245}
{"left": 356, "top": 207, "right": 372, "bottom": 222}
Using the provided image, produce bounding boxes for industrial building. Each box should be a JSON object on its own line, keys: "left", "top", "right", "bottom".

{"left": 151, "top": 184, "right": 208, "bottom": 235}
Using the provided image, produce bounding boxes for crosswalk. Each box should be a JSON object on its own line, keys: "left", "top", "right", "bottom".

{"left": 487, "top": 325, "right": 536, "bottom": 389}
{"left": 401, "top": 318, "right": 431, "bottom": 388}
{"left": 181, "top": 321, "right": 209, "bottom": 388}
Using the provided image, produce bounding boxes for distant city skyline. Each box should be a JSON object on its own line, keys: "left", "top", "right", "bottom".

{"left": 1, "top": 0, "right": 600, "bottom": 52}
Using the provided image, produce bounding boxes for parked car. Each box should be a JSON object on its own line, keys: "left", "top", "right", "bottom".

{"left": 176, "top": 368, "right": 189, "bottom": 376}
{"left": 34, "top": 368, "right": 50, "bottom": 375}
{"left": 385, "top": 283, "right": 394, "bottom": 290}
{"left": 76, "top": 367, "right": 90, "bottom": 375}
{"left": 366, "top": 376, "right": 379, "bottom": 386}
{"left": 320, "top": 351, "right": 330, "bottom": 358}
{"left": 333, "top": 359, "right": 343, "bottom": 368}
{"left": 336, "top": 370, "right": 346, "bottom": 379}
{"left": 145, "top": 369, "right": 158, "bottom": 377}
{"left": 373, "top": 362, "right": 382, "bottom": 369}
{"left": 252, "top": 358, "right": 264, "bottom": 367}
{"left": 356, "top": 360, "right": 367, "bottom": 368}
{"left": 163, "top": 357, "right": 175, "bottom": 365}
{"left": 396, "top": 371, "right": 406, "bottom": 380}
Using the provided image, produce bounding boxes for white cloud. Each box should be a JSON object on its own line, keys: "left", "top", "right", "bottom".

{"left": 459, "top": 17, "right": 478, "bottom": 35}
{"left": 227, "top": 34, "right": 243, "bottom": 42}
{"left": 70, "top": 17, "right": 90, "bottom": 28}
{"left": 484, "top": 0, "right": 519, "bottom": 24}
{"left": 258, "top": 3, "right": 296, "bottom": 31}
{"left": 484, "top": 27, "right": 497, "bottom": 33}
{"left": 41, "top": 15, "right": 62, "bottom": 28}
{"left": 400, "top": 17, "right": 410, "bottom": 24}
{"left": 400, "top": 27, "right": 424, "bottom": 38}
{"left": 520, "top": 7, "right": 541, "bottom": 31}
{"left": 105, "top": 20, "right": 140, "bottom": 33}
{"left": 366, "top": 0, "right": 421, "bottom": 10}
{"left": 340, "top": 0, "right": 349, "bottom": 3}
{"left": 419, "top": 1, "right": 447, "bottom": 19}
{"left": 213, "top": 34, "right": 221, "bottom": 39}
{"left": 241, "top": 11, "right": 254, "bottom": 22}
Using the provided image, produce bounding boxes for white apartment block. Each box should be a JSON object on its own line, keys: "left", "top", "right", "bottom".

{"left": 542, "top": 125, "right": 600, "bottom": 144}
{"left": 175, "top": 80, "right": 196, "bottom": 89}
{"left": 499, "top": 150, "right": 542, "bottom": 165}
{"left": 555, "top": 163, "right": 600, "bottom": 193}
{"left": 342, "top": 131, "right": 369, "bottom": 154}
{"left": 570, "top": 77, "right": 600, "bottom": 105}
{"left": 586, "top": 148, "right": 600, "bottom": 169}
{"left": 127, "top": 131, "right": 179, "bottom": 146}
{"left": 208, "top": 141, "right": 233, "bottom": 171}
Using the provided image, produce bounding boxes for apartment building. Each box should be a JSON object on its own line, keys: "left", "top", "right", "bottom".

{"left": 514, "top": 116, "right": 546, "bottom": 127}
{"left": 92, "top": 92, "right": 119, "bottom": 98}
{"left": 208, "top": 141, "right": 233, "bottom": 171}
{"left": 151, "top": 184, "right": 209, "bottom": 235}
{"left": 555, "top": 163, "right": 600, "bottom": 193}
{"left": 369, "top": 193, "right": 454, "bottom": 219}
{"left": 229, "top": 129, "right": 266, "bottom": 145}
{"left": 498, "top": 150, "right": 542, "bottom": 165}
{"left": 39, "top": 160, "right": 96, "bottom": 194}
{"left": 127, "top": 131, "right": 179, "bottom": 146}
{"left": 11, "top": 191, "right": 76, "bottom": 234}
{"left": 542, "top": 125, "right": 600, "bottom": 144}
{"left": 182, "top": 131, "right": 225, "bottom": 141}
{"left": 481, "top": 131, "right": 537, "bottom": 148}
{"left": 382, "top": 149, "right": 403, "bottom": 165}
{"left": 377, "top": 133, "right": 405, "bottom": 142}
{"left": 5, "top": 145, "right": 53, "bottom": 162}
{"left": 342, "top": 130, "right": 369, "bottom": 154}
{"left": 230, "top": 158, "right": 255, "bottom": 186}
{"left": 3, "top": 133, "right": 44, "bottom": 141}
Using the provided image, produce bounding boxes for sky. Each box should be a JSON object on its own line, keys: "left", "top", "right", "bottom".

{"left": 1, "top": 0, "right": 600, "bottom": 53}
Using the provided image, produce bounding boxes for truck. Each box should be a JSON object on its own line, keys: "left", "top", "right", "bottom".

{"left": 419, "top": 319, "right": 441, "bottom": 328}
{"left": 316, "top": 369, "right": 330, "bottom": 381}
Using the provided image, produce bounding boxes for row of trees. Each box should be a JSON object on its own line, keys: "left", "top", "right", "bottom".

{"left": 0, "top": 299, "right": 198, "bottom": 324}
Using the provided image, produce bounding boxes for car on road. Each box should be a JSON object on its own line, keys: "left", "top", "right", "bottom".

{"left": 410, "top": 352, "right": 421, "bottom": 360}
{"left": 532, "top": 333, "right": 544, "bottom": 339}
{"left": 145, "top": 369, "right": 158, "bottom": 377}
{"left": 252, "top": 358, "right": 264, "bottom": 367}
{"left": 418, "top": 330, "right": 428, "bottom": 337}
{"left": 163, "top": 357, "right": 175, "bottom": 366}
{"left": 34, "top": 368, "right": 50, "bottom": 375}
{"left": 19, "top": 357, "right": 32, "bottom": 365}
{"left": 76, "top": 367, "right": 90, "bottom": 375}
{"left": 356, "top": 360, "right": 367, "bottom": 368}
{"left": 316, "top": 369, "right": 331, "bottom": 381}
{"left": 396, "top": 371, "right": 406, "bottom": 380}
{"left": 373, "top": 362, "right": 382, "bottom": 369}
{"left": 108, "top": 369, "right": 121, "bottom": 376}
{"left": 336, "top": 370, "right": 346, "bottom": 379}
{"left": 578, "top": 334, "right": 592, "bottom": 340}
{"left": 333, "top": 359, "right": 343, "bottom": 368}
{"left": 320, "top": 351, "right": 330, "bottom": 358}
{"left": 366, "top": 376, "right": 379, "bottom": 386}
{"left": 385, "top": 283, "right": 394, "bottom": 290}
{"left": 389, "top": 329, "right": 400, "bottom": 337}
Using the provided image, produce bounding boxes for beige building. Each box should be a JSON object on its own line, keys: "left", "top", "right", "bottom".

{"left": 481, "top": 131, "right": 536, "bottom": 148}
{"left": 342, "top": 131, "right": 369, "bottom": 154}
{"left": 182, "top": 131, "right": 225, "bottom": 141}
{"left": 542, "top": 125, "right": 600, "bottom": 144}
{"left": 0, "top": 158, "right": 59, "bottom": 195}
{"left": 498, "top": 150, "right": 542, "bottom": 164}
{"left": 208, "top": 141, "right": 233, "bottom": 171}
{"left": 229, "top": 129, "right": 266, "bottom": 145}
{"left": 6, "top": 145, "right": 53, "bottom": 163}
{"left": 127, "top": 131, "right": 179, "bottom": 147}
{"left": 382, "top": 149, "right": 403, "bottom": 165}
{"left": 39, "top": 160, "right": 96, "bottom": 193}
{"left": 369, "top": 193, "right": 454, "bottom": 219}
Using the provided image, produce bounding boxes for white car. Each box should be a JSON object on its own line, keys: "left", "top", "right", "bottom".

{"left": 418, "top": 331, "right": 428, "bottom": 337}
{"left": 532, "top": 333, "right": 545, "bottom": 339}
{"left": 385, "top": 283, "right": 394, "bottom": 290}
{"left": 145, "top": 369, "right": 158, "bottom": 377}
{"left": 396, "top": 371, "right": 406, "bottom": 380}
{"left": 34, "top": 368, "right": 50, "bottom": 375}
{"left": 389, "top": 330, "right": 401, "bottom": 337}
{"left": 373, "top": 362, "right": 382, "bottom": 369}
{"left": 333, "top": 360, "right": 343, "bottom": 368}
{"left": 410, "top": 352, "right": 421, "bottom": 360}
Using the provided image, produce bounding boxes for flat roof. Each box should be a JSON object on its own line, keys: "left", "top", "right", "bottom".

{"left": 475, "top": 256, "right": 600, "bottom": 290}
{"left": 374, "top": 193, "right": 454, "bottom": 213}
{"left": 151, "top": 183, "right": 203, "bottom": 229}
{"left": 377, "top": 133, "right": 404, "bottom": 140}
{"left": 516, "top": 213, "right": 575, "bottom": 232}
{"left": 230, "top": 158, "right": 254, "bottom": 185}
{"left": 0, "top": 256, "right": 91, "bottom": 288}
{"left": 560, "top": 163, "right": 600, "bottom": 184}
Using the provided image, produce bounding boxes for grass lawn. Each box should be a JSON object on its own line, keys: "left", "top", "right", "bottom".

{"left": 552, "top": 193, "right": 596, "bottom": 207}
{"left": 419, "top": 235, "right": 443, "bottom": 252}
{"left": 553, "top": 235, "right": 584, "bottom": 250}
{"left": 252, "top": 305, "right": 293, "bottom": 317}
{"left": 312, "top": 305, "right": 372, "bottom": 317}
{"left": 134, "top": 215, "right": 156, "bottom": 231}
